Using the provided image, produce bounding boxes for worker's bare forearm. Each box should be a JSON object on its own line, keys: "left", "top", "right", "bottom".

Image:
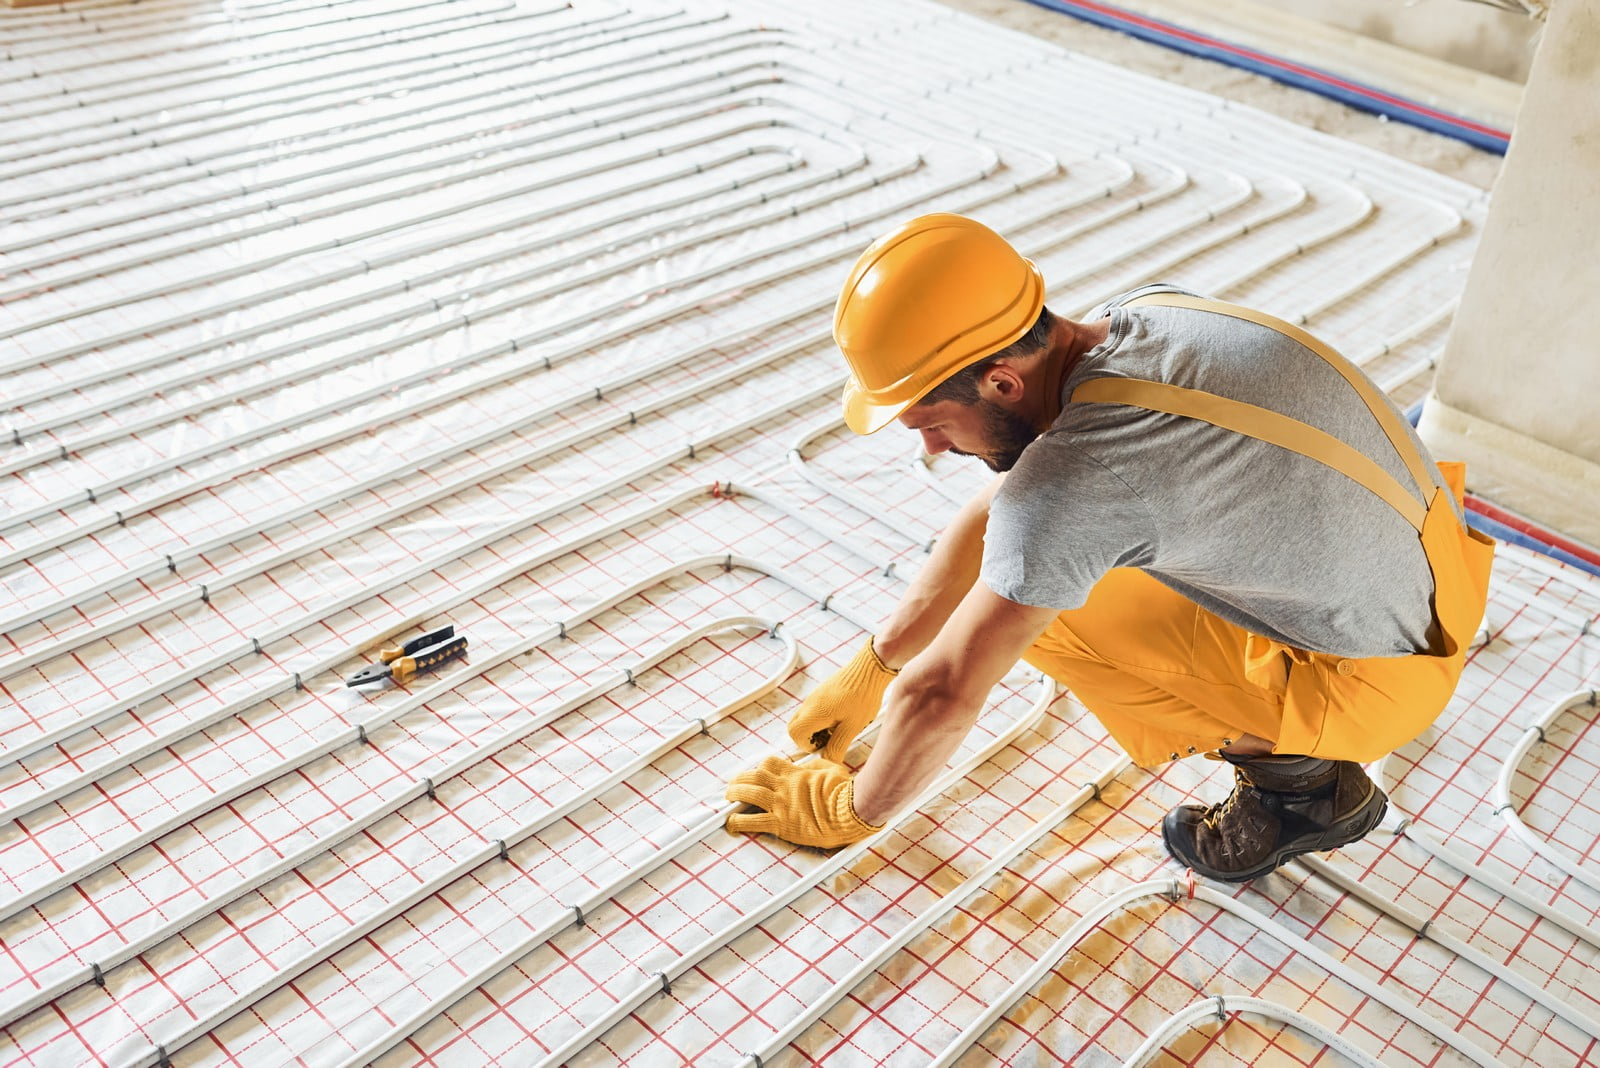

{"left": 853, "top": 580, "right": 1059, "bottom": 827}
{"left": 873, "top": 475, "right": 1004, "bottom": 669}
{"left": 851, "top": 658, "right": 984, "bottom": 824}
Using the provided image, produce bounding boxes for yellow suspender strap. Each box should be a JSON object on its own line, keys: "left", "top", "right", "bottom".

{"left": 1070, "top": 378, "right": 1428, "bottom": 532}
{"left": 1069, "top": 293, "right": 1431, "bottom": 533}
{"left": 1124, "top": 292, "right": 1437, "bottom": 501}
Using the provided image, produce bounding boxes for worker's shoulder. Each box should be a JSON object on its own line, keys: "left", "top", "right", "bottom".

{"left": 1087, "top": 282, "right": 1206, "bottom": 319}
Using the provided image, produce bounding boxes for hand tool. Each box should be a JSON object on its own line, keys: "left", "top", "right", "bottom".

{"left": 345, "top": 625, "right": 467, "bottom": 686}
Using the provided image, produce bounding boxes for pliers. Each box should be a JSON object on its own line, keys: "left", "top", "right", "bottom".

{"left": 345, "top": 625, "right": 468, "bottom": 687}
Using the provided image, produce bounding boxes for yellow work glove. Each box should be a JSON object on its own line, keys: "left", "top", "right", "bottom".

{"left": 786, "top": 636, "right": 898, "bottom": 762}
{"left": 724, "top": 754, "right": 884, "bottom": 848}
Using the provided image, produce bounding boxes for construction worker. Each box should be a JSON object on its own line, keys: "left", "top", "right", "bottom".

{"left": 723, "top": 213, "right": 1494, "bottom": 882}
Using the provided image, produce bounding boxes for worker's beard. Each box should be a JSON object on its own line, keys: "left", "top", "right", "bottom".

{"left": 952, "top": 399, "right": 1038, "bottom": 472}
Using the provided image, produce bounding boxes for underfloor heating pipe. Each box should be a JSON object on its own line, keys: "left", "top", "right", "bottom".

{"left": 0, "top": 140, "right": 1059, "bottom": 673}
{"left": 1296, "top": 852, "right": 1600, "bottom": 1039}
{"left": 0, "top": 7, "right": 647, "bottom": 212}
{"left": 0, "top": 0, "right": 519, "bottom": 87}
{"left": 1372, "top": 759, "right": 1600, "bottom": 957}
{"left": 527, "top": 674, "right": 1060, "bottom": 1068}
{"left": 117, "top": 574, "right": 855, "bottom": 1068}
{"left": 730, "top": 752, "right": 1135, "bottom": 1068}
{"left": 1, "top": 480, "right": 905, "bottom": 1031}
{"left": 1493, "top": 689, "right": 1600, "bottom": 897}
{"left": 0, "top": 8, "right": 690, "bottom": 227}
{"left": 1120, "top": 993, "right": 1386, "bottom": 1068}
{"left": 925, "top": 877, "right": 1505, "bottom": 1068}
{"left": 0, "top": 613, "right": 793, "bottom": 1028}
{"left": 1017, "top": 0, "right": 1511, "bottom": 153}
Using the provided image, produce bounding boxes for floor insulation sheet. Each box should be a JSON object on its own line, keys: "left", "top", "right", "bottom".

{"left": 1, "top": 0, "right": 1598, "bottom": 1065}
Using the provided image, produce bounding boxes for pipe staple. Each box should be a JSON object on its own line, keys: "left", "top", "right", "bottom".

{"left": 199, "top": 585, "right": 209, "bottom": 604}
{"left": 293, "top": 672, "right": 303, "bottom": 691}
{"left": 497, "top": 839, "right": 509, "bottom": 862}
{"left": 251, "top": 638, "right": 262, "bottom": 655}
{"left": 624, "top": 668, "right": 634, "bottom": 685}
{"left": 1415, "top": 919, "right": 1433, "bottom": 941}
{"left": 694, "top": 718, "right": 709, "bottom": 736}
{"left": 572, "top": 904, "right": 586, "bottom": 927}
{"left": 357, "top": 725, "right": 369, "bottom": 746}
{"left": 657, "top": 971, "right": 672, "bottom": 995}
{"left": 424, "top": 777, "right": 436, "bottom": 802}
{"left": 1213, "top": 994, "right": 1226, "bottom": 1022}
{"left": 91, "top": 962, "right": 105, "bottom": 987}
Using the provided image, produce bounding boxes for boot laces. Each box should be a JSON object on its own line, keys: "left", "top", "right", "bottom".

{"left": 1202, "top": 766, "right": 1256, "bottom": 831}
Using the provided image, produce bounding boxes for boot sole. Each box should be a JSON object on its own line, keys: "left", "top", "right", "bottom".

{"left": 1163, "top": 786, "right": 1389, "bottom": 884}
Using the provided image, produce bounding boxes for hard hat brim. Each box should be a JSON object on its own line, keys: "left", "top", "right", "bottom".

{"left": 842, "top": 380, "right": 905, "bottom": 436}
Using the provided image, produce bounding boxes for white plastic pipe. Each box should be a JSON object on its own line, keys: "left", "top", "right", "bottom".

{"left": 115, "top": 577, "right": 832, "bottom": 1068}
{"left": 0, "top": 2, "right": 586, "bottom": 137}
{"left": 0, "top": 140, "right": 984, "bottom": 644}
{"left": 0, "top": 614, "right": 793, "bottom": 1029}
{"left": 1120, "top": 993, "right": 1387, "bottom": 1068}
{"left": 1297, "top": 853, "right": 1600, "bottom": 1038}
{"left": 528, "top": 673, "right": 1060, "bottom": 1068}
{"left": 925, "top": 879, "right": 1505, "bottom": 1068}
{"left": 1492, "top": 689, "right": 1600, "bottom": 897}
{"left": 0, "top": 0, "right": 518, "bottom": 98}
{"left": 5, "top": 22, "right": 741, "bottom": 261}
{"left": 0, "top": 3, "right": 649, "bottom": 161}
{"left": 734, "top": 753, "right": 1135, "bottom": 1068}
{"left": 0, "top": 366, "right": 849, "bottom": 769}
{"left": 6, "top": 97, "right": 1062, "bottom": 652}
{"left": 0, "top": 9, "right": 680, "bottom": 223}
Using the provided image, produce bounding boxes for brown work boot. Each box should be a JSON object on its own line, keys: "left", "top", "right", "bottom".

{"left": 1161, "top": 752, "right": 1387, "bottom": 882}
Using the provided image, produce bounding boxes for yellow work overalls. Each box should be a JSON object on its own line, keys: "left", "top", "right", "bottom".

{"left": 1021, "top": 294, "right": 1496, "bottom": 767}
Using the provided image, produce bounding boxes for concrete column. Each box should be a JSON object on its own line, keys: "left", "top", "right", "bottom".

{"left": 1418, "top": 0, "right": 1600, "bottom": 548}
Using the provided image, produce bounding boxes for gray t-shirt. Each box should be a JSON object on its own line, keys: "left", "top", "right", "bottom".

{"left": 981, "top": 285, "right": 1451, "bottom": 659}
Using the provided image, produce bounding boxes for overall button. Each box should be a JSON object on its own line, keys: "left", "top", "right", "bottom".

{"left": 1335, "top": 659, "right": 1357, "bottom": 677}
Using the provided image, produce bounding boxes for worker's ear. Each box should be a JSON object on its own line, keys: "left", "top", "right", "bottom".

{"left": 975, "top": 361, "right": 1026, "bottom": 405}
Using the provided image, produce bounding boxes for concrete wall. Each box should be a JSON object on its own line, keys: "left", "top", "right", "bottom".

{"left": 1276, "top": 0, "right": 1540, "bottom": 83}
{"left": 1419, "top": 0, "right": 1600, "bottom": 547}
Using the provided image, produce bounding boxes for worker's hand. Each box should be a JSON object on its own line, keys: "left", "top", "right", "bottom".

{"left": 786, "top": 636, "right": 898, "bottom": 761}
{"left": 725, "top": 755, "right": 884, "bottom": 848}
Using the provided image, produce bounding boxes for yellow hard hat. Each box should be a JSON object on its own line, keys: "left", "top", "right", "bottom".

{"left": 833, "top": 213, "right": 1045, "bottom": 434}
